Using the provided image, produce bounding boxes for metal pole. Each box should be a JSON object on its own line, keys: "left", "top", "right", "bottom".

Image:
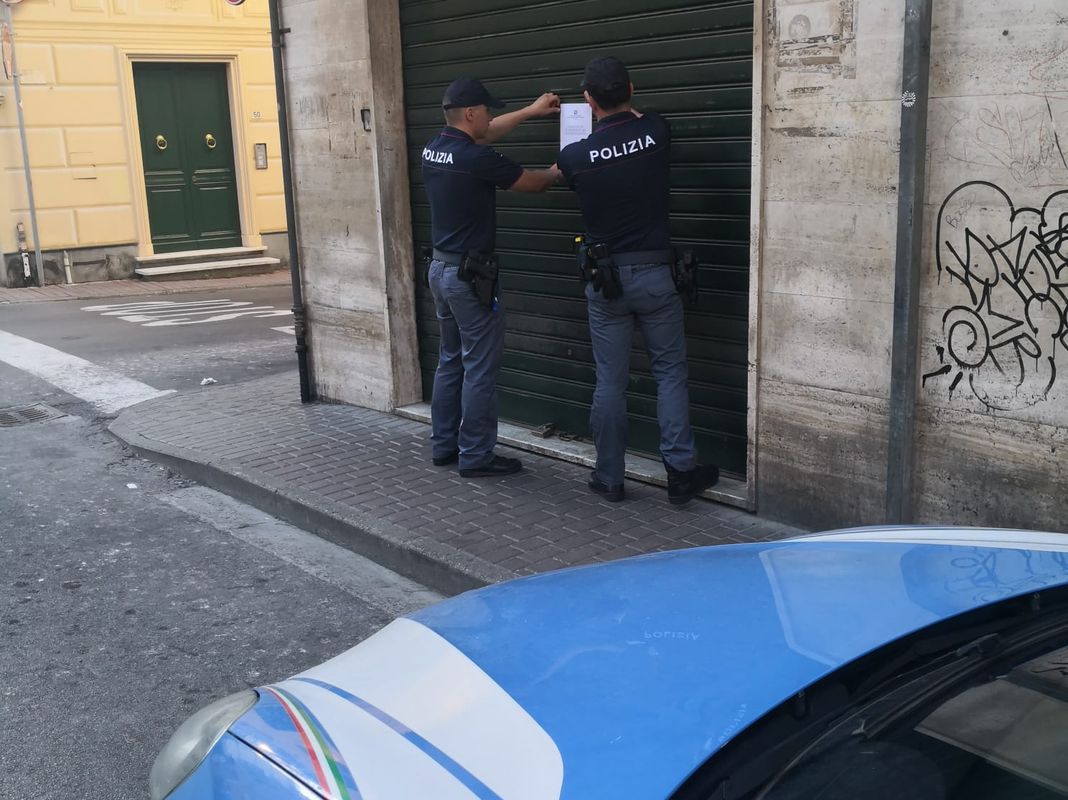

{"left": 267, "top": 0, "right": 313, "bottom": 403}
{"left": 3, "top": 1, "right": 44, "bottom": 288}
{"left": 886, "top": 0, "right": 934, "bottom": 523}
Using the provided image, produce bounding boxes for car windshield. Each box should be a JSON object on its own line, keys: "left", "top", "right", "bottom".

{"left": 753, "top": 638, "right": 1068, "bottom": 799}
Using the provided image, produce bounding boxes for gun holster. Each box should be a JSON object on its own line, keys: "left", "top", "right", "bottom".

{"left": 577, "top": 240, "right": 623, "bottom": 301}
{"left": 672, "top": 248, "right": 699, "bottom": 306}
{"left": 420, "top": 247, "right": 432, "bottom": 288}
{"left": 458, "top": 250, "right": 499, "bottom": 309}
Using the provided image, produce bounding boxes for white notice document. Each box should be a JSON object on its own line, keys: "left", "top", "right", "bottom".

{"left": 559, "top": 103, "right": 592, "bottom": 150}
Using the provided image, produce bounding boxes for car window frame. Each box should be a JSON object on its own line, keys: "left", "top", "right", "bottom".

{"left": 670, "top": 585, "right": 1068, "bottom": 800}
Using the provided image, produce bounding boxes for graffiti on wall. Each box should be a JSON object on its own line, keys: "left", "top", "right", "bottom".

{"left": 935, "top": 97, "right": 1068, "bottom": 190}
{"left": 923, "top": 181, "right": 1068, "bottom": 410}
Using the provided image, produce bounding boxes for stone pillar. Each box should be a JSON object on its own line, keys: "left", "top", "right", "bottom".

{"left": 282, "top": 0, "right": 420, "bottom": 411}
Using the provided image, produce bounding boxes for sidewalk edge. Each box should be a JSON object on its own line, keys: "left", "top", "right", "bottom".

{"left": 0, "top": 272, "right": 290, "bottom": 305}
{"left": 109, "top": 414, "right": 516, "bottom": 597}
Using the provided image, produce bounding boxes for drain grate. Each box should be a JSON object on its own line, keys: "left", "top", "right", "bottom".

{"left": 0, "top": 404, "right": 67, "bottom": 427}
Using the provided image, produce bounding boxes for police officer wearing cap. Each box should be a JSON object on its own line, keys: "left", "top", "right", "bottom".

{"left": 424, "top": 77, "right": 561, "bottom": 478}
{"left": 557, "top": 57, "right": 719, "bottom": 505}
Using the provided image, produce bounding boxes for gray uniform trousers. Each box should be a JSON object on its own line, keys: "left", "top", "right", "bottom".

{"left": 586, "top": 263, "right": 698, "bottom": 487}
{"left": 428, "top": 259, "right": 504, "bottom": 471}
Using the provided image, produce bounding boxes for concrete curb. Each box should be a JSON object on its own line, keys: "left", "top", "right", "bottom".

{"left": 109, "top": 412, "right": 517, "bottom": 597}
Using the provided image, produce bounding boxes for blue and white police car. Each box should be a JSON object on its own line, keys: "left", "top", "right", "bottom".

{"left": 151, "top": 527, "right": 1068, "bottom": 799}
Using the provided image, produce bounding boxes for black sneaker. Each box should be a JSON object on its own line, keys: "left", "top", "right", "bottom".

{"left": 588, "top": 473, "right": 625, "bottom": 502}
{"left": 432, "top": 450, "right": 459, "bottom": 466}
{"left": 667, "top": 464, "right": 720, "bottom": 506}
{"left": 459, "top": 455, "right": 523, "bottom": 478}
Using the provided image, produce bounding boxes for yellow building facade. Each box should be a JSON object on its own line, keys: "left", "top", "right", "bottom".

{"left": 0, "top": 0, "right": 285, "bottom": 285}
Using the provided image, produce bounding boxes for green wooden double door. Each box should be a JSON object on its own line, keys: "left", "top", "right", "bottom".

{"left": 400, "top": 0, "right": 754, "bottom": 476}
{"left": 134, "top": 63, "right": 242, "bottom": 254}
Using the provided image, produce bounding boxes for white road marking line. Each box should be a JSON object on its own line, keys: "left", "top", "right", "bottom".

{"left": 272, "top": 325, "right": 296, "bottom": 336}
{"left": 142, "top": 309, "right": 291, "bottom": 326}
{"left": 116, "top": 306, "right": 261, "bottom": 320}
{"left": 0, "top": 328, "right": 174, "bottom": 414}
{"left": 112, "top": 305, "right": 262, "bottom": 323}
{"left": 120, "top": 305, "right": 258, "bottom": 318}
{"left": 81, "top": 299, "right": 291, "bottom": 327}
{"left": 157, "top": 486, "right": 443, "bottom": 617}
{"left": 82, "top": 299, "right": 243, "bottom": 312}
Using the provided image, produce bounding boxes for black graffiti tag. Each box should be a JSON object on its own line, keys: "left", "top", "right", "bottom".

{"left": 924, "top": 181, "right": 1068, "bottom": 410}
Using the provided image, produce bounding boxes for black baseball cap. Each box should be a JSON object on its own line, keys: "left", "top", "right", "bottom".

{"left": 580, "top": 56, "right": 631, "bottom": 93}
{"left": 442, "top": 77, "right": 505, "bottom": 110}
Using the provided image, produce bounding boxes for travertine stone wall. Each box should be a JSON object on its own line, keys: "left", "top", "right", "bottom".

{"left": 281, "top": 0, "right": 419, "bottom": 410}
{"left": 757, "top": 0, "right": 1068, "bottom": 531}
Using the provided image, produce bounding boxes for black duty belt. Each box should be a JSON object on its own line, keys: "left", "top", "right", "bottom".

{"left": 432, "top": 248, "right": 465, "bottom": 266}
{"left": 611, "top": 249, "right": 674, "bottom": 266}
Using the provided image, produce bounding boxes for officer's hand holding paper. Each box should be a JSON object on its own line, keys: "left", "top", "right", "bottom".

{"left": 529, "top": 92, "right": 562, "bottom": 116}
{"left": 480, "top": 92, "right": 560, "bottom": 144}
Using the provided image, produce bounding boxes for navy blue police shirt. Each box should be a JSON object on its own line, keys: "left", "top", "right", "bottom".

{"left": 422, "top": 127, "right": 524, "bottom": 254}
{"left": 557, "top": 111, "right": 672, "bottom": 252}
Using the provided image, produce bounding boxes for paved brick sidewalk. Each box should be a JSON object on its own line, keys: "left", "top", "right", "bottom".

{"left": 0, "top": 271, "right": 289, "bottom": 304}
{"left": 111, "top": 372, "right": 803, "bottom": 593}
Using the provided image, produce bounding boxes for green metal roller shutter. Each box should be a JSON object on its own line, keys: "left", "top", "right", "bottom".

{"left": 399, "top": 0, "right": 753, "bottom": 476}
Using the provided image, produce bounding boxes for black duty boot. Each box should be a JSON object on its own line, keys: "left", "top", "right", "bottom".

{"left": 588, "top": 472, "right": 625, "bottom": 502}
{"left": 459, "top": 455, "right": 523, "bottom": 478}
{"left": 432, "top": 450, "right": 459, "bottom": 466}
{"left": 666, "top": 464, "right": 720, "bottom": 506}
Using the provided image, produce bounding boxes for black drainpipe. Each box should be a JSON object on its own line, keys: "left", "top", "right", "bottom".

{"left": 268, "top": 0, "right": 314, "bottom": 403}
{"left": 886, "top": 0, "right": 934, "bottom": 522}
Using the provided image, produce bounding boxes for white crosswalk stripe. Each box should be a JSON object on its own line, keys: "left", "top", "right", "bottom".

{"left": 81, "top": 299, "right": 291, "bottom": 327}
{"left": 0, "top": 328, "right": 174, "bottom": 414}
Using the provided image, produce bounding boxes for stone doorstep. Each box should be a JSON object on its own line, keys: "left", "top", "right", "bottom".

{"left": 394, "top": 402, "right": 750, "bottom": 510}
{"left": 135, "top": 257, "right": 282, "bottom": 280}
{"left": 134, "top": 246, "right": 268, "bottom": 266}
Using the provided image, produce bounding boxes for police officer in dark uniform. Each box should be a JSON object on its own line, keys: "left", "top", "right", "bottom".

{"left": 423, "top": 77, "right": 561, "bottom": 478}
{"left": 557, "top": 57, "right": 719, "bottom": 505}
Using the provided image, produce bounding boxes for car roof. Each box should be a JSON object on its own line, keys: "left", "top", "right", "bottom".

{"left": 236, "top": 528, "right": 1068, "bottom": 800}
{"left": 405, "top": 527, "right": 1068, "bottom": 798}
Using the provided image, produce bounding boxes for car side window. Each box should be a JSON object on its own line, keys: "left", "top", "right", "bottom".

{"left": 752, "top": 640, "right": 1068, "bottom": 800}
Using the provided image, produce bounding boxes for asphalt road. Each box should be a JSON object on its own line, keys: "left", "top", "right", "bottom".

{"left": 0, "top": 285, "right": 297, "bottom": 392}
{"left": 0, "top": 286, "right": 441, "bottom": 799}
